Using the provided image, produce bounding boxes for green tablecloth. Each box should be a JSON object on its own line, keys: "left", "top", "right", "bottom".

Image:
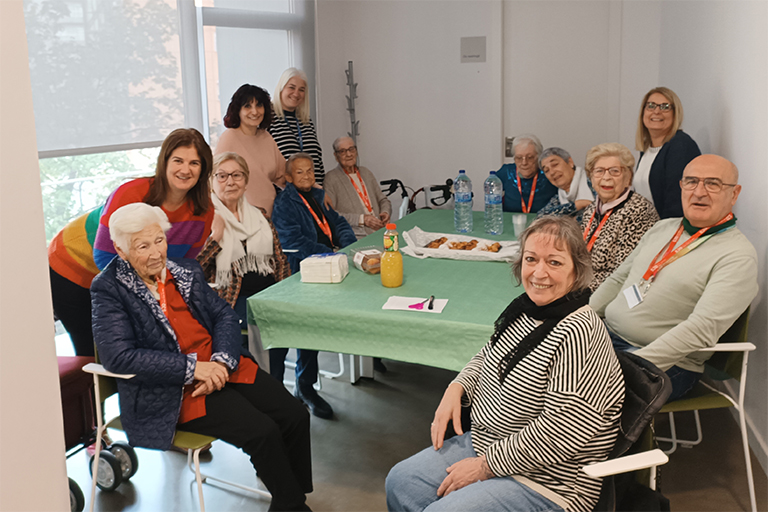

{"left": 247, "top": 209, "right": 530, "bottom": 372}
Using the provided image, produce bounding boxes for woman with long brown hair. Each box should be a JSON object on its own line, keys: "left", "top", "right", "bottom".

{"left": 48, "top": 128, "right": 214, "bottom": 356}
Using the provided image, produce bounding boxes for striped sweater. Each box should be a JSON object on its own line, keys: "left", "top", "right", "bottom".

{"left": 48, "top": 206, "right": 103, "bottom": 289}
{"left": 453, "top": 305, "right": 624, "bottom": 512}
{"left": 268, "top": 111, "right": 325, "bottom": 185}
{"left": 92, "top": 178, "right": 214, "bottom": 270}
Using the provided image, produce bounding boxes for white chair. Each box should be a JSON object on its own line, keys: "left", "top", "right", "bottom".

{"left": 655, "top": 308, "right": 756, "bottom": 512}
{"left": 82, "top": 362, "right": 270, "bottom": 512}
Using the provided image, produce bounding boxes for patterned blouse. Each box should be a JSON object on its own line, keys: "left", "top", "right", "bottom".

{"left": 580, "top": 191, "right": 659, "bottom": 291}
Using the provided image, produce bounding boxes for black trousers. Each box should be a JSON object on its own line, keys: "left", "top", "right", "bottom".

{"left": 178, "top": 369, "right": 312, "bottom": 511}
{"left": 49, "top": 267, "right": 94, "bottom": 357}
{"left": 269, "top": 348, "right": 319, "bottom": 388}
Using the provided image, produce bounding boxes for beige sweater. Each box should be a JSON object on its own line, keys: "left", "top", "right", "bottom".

{"left": 324, "top": 165, "right": 392, "bottom": 239}
{"left": 590, "top": 218, "right": 758, "bottom": 373}
{"left": 216, "top": 128, "right": 286, "bottom": 216}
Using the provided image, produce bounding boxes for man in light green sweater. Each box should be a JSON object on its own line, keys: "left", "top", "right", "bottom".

{"left": 591, "top": 154, "right": 757, "bottom": 401}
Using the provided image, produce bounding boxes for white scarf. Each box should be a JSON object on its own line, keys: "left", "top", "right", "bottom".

{"left": 211, "top": 193, "right": 274, "bottom": 288}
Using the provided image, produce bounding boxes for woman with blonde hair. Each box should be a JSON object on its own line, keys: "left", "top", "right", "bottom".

{"left": 197, "top": 152, "right": 290, "bottom": 332}
{"left": 634, "top": 87, "right": 700, "bottom": 219}
{"left": 581, "top": 143, "right": 659, "bottom": 290}
{"left": 269, "top": 68, "right": 326, "bottom": 186}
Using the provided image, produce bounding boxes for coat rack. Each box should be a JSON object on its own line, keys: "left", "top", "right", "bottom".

{"left": 345, "top": 61, "right": 360, "bottom": 144}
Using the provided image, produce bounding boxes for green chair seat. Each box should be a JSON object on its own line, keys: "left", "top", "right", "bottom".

{"left": 659, "top": 384, "right": 733, "bottom": 413}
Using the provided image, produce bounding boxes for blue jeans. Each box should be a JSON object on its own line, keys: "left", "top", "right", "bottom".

{"left": 607, "top": 325, "right": 701, "bottom": 402}
{"left": 385, "top": 432, "right": 563, "bottom": 512}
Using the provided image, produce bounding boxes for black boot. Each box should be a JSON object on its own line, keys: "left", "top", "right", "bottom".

{"left": 294, "top": 383, "right": 333, "bottom": 419}
{"left": 373, "top": 357, "right": 387, "bottom": 373}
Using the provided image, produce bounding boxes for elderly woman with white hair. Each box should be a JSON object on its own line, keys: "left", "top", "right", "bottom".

{"left": 91, "top": 202, "right": 313, "bottom": 512}
{"left": 496, "top": 134, "right": 558, "bottom": 213}
{"left": 536, "top": 147, "right": 594, "bottom": 220}
{"left": 196, "top": 152, "right": 291, "bottom": 331}
{"left": 268, "top": 68, "right": 326, "bottom": 186}
{"left": 581, "top": 143, "right": 659, "bottom": 291}
{"left": 324, "top": 136, "right": 392, "bottom": 239}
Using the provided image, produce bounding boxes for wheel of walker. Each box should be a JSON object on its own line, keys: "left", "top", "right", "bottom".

{"left": 108, "top": 441, "right": 139, "bottom": 479}
{"left": 89, "top": 449, "right": 123, "bottom": 492}
{"left": 68, "top": 478, "right": 85, "bottom": 512}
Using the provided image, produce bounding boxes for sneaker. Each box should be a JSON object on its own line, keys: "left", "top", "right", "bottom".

{"left": 294, "top": 383, "right": 333, "bottom": 419}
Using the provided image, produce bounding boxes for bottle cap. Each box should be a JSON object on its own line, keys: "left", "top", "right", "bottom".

{"left": 490, "top": 171, "right": 496, "bottom": 175}
{"left": 386, "top": 223, "right": 396, "bottom": 230}
{"left": 459, "top": 170, "right": 466, "bottom": 174}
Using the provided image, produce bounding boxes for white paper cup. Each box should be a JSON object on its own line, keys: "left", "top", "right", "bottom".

{"left": 513, "top": 215, "right": 527, "bottom": 238}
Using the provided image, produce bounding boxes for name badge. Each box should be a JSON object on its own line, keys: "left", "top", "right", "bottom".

{"left": 623, "top": 284, "right": 644, "bottom": 309}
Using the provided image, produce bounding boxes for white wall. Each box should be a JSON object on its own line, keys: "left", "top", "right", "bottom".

{"left": 0, "top": 1, "right": 70, "bottom": 510}
{"left": 316, "top": 0, "right": 503, "bottom": 206}
{"left": 655, "top": 0, "right": 768, "bottom": 473}
{"left": 502, "top": 1, "right": 622, "bottom": 165}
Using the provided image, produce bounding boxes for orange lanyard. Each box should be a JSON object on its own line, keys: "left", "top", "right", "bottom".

{"left": 642, "top": 213, "right": 734, "bottom": 282}
{"left": 347, "top": 168, "right": 373, "bottom": 213}
{"left": 299, "top": 193, "right": 333, "bottom": 241}
{"left": 517, "top": 172, "right": 537, "bottom": 213}
{"left": 582, "top": 208, "right": 613, "bottom": 252}
{"left": 156, "top": 274, "right": 168, "bottom": 316}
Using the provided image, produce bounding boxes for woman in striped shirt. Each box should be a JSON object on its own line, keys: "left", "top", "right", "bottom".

{"left": 269, "top": 68, "right": 326, "bottom": 186}
{"left": 386, "top": 216, "right": 625, "bottom": 512}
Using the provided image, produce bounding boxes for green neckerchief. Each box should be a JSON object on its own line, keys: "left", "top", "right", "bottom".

{"left": 682, "top": 215, "right": 737, "bottom": 236}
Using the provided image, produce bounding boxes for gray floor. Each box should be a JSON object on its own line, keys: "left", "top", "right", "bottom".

{"left": 68, "top": 353, "right": 767, "bottom": 512}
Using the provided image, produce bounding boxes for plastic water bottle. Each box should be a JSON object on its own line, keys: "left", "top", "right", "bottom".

{"left": 454, "top": 170, "right": 473, "bottom": 233}
{"left": 484, "top": 171, "right": 503, "bottom": 235}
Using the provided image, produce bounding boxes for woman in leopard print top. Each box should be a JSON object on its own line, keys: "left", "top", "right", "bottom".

{"left": 581, "top": 143, "right": 659, "bottom": 290}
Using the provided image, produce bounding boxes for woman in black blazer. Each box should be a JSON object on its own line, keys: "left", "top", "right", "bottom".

{"left": 633, "top": 87, "right": 700, "bottom": 219}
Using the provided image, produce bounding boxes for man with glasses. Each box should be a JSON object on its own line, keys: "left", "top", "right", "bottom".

{"left": 591, "top": 154, "right": 757, "bottom": 402}
{"left": 495, "top": 134, "right": 557, "bottom": 213}
{"left": 324, "top": 136, "right": 392, "bottom": 240}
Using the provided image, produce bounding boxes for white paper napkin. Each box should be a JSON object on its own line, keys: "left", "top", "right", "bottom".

{"left": 382, "top": 296, "right": 448, "bottom": 314}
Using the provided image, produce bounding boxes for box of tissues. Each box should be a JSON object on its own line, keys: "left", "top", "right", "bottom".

{"left": 300, "top": 253, "right": 349, "bottom": 283}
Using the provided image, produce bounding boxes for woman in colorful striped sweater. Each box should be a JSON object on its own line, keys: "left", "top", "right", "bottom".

{"left": 48, "top": 128, "right": 214, "bottom": 356}
{"left": 386, "top": 216, "right": 625, "bottom": 512}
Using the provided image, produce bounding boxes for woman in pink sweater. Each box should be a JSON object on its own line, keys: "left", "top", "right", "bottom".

{"left": 216, "top": 84, "right": 286, "bottom": 216}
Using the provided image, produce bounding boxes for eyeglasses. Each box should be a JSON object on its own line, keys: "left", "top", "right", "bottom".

{"left": 335, "top": 147, "right": 357, "bottom": 156}
{"left": 645, "top": 101, "right": 673, "bottom": 112}
{"left": 592, "top": 167, "right": 624, "bottom": 178}
{"left": 514, "top": 155, "right": 537, "bottom": 164}
{"left": 214, "top": 171, "right": 246, "bottom": 183}
{"left": 680, "top": 176, "right": 737, "bottom": 193}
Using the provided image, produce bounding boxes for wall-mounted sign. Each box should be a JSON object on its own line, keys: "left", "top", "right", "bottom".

{"left": 460, "top": 36, "right": 486, "bottom": 63}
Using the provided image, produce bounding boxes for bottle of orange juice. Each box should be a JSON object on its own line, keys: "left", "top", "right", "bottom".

{"left": 381, "top": 223, "right": 403, "bottom": 288}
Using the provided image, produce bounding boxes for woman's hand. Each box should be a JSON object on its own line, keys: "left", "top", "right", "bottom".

{"left": 191, "top": 361, "right": 229, "bottom": 397}
{"left": 431, "top": 382, "right": 465, "bottom": 450}
{"left": 379, "top": 211, "right": 391, "bottom": 224}
{"left": 436, "top": 455, "right": 494, "bottom": 497}
{"left": 323, "top": 195, "right": 334, "bottom": 210}
{"left": 210, "top": 213, "right": 225, "bottom": 243}
{"left": 363, "top": 214, "right": 385, "bottom": 231}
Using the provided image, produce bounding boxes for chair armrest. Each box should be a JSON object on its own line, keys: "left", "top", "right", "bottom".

{"left": 698, "top": 342, "right": 755, "bottom": 353}
{"left": 582, "top": 449, "right": 668, "bottom": 478}
{"left": 82, "top": 362, "right": 135, "bottom": 380}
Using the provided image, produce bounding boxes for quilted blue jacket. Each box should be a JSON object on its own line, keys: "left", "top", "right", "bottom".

{"left": 272, "top": 183, "right": 357, "bottom": 273}
{"left": 91, "top": 257, "right": 247, "bottom": 450}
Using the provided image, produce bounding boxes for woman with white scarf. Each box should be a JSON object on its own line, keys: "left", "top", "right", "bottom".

{"left": 197, "top": 152, "right": 291, "bottom": 333}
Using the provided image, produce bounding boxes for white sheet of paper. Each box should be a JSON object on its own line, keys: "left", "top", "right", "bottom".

{"left": 382, "top": 296, "right": 448, "bottom": 314}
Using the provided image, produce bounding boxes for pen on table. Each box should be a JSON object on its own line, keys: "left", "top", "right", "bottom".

{"left": 427, "top": 295, "right": 435, "bottom": 310}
